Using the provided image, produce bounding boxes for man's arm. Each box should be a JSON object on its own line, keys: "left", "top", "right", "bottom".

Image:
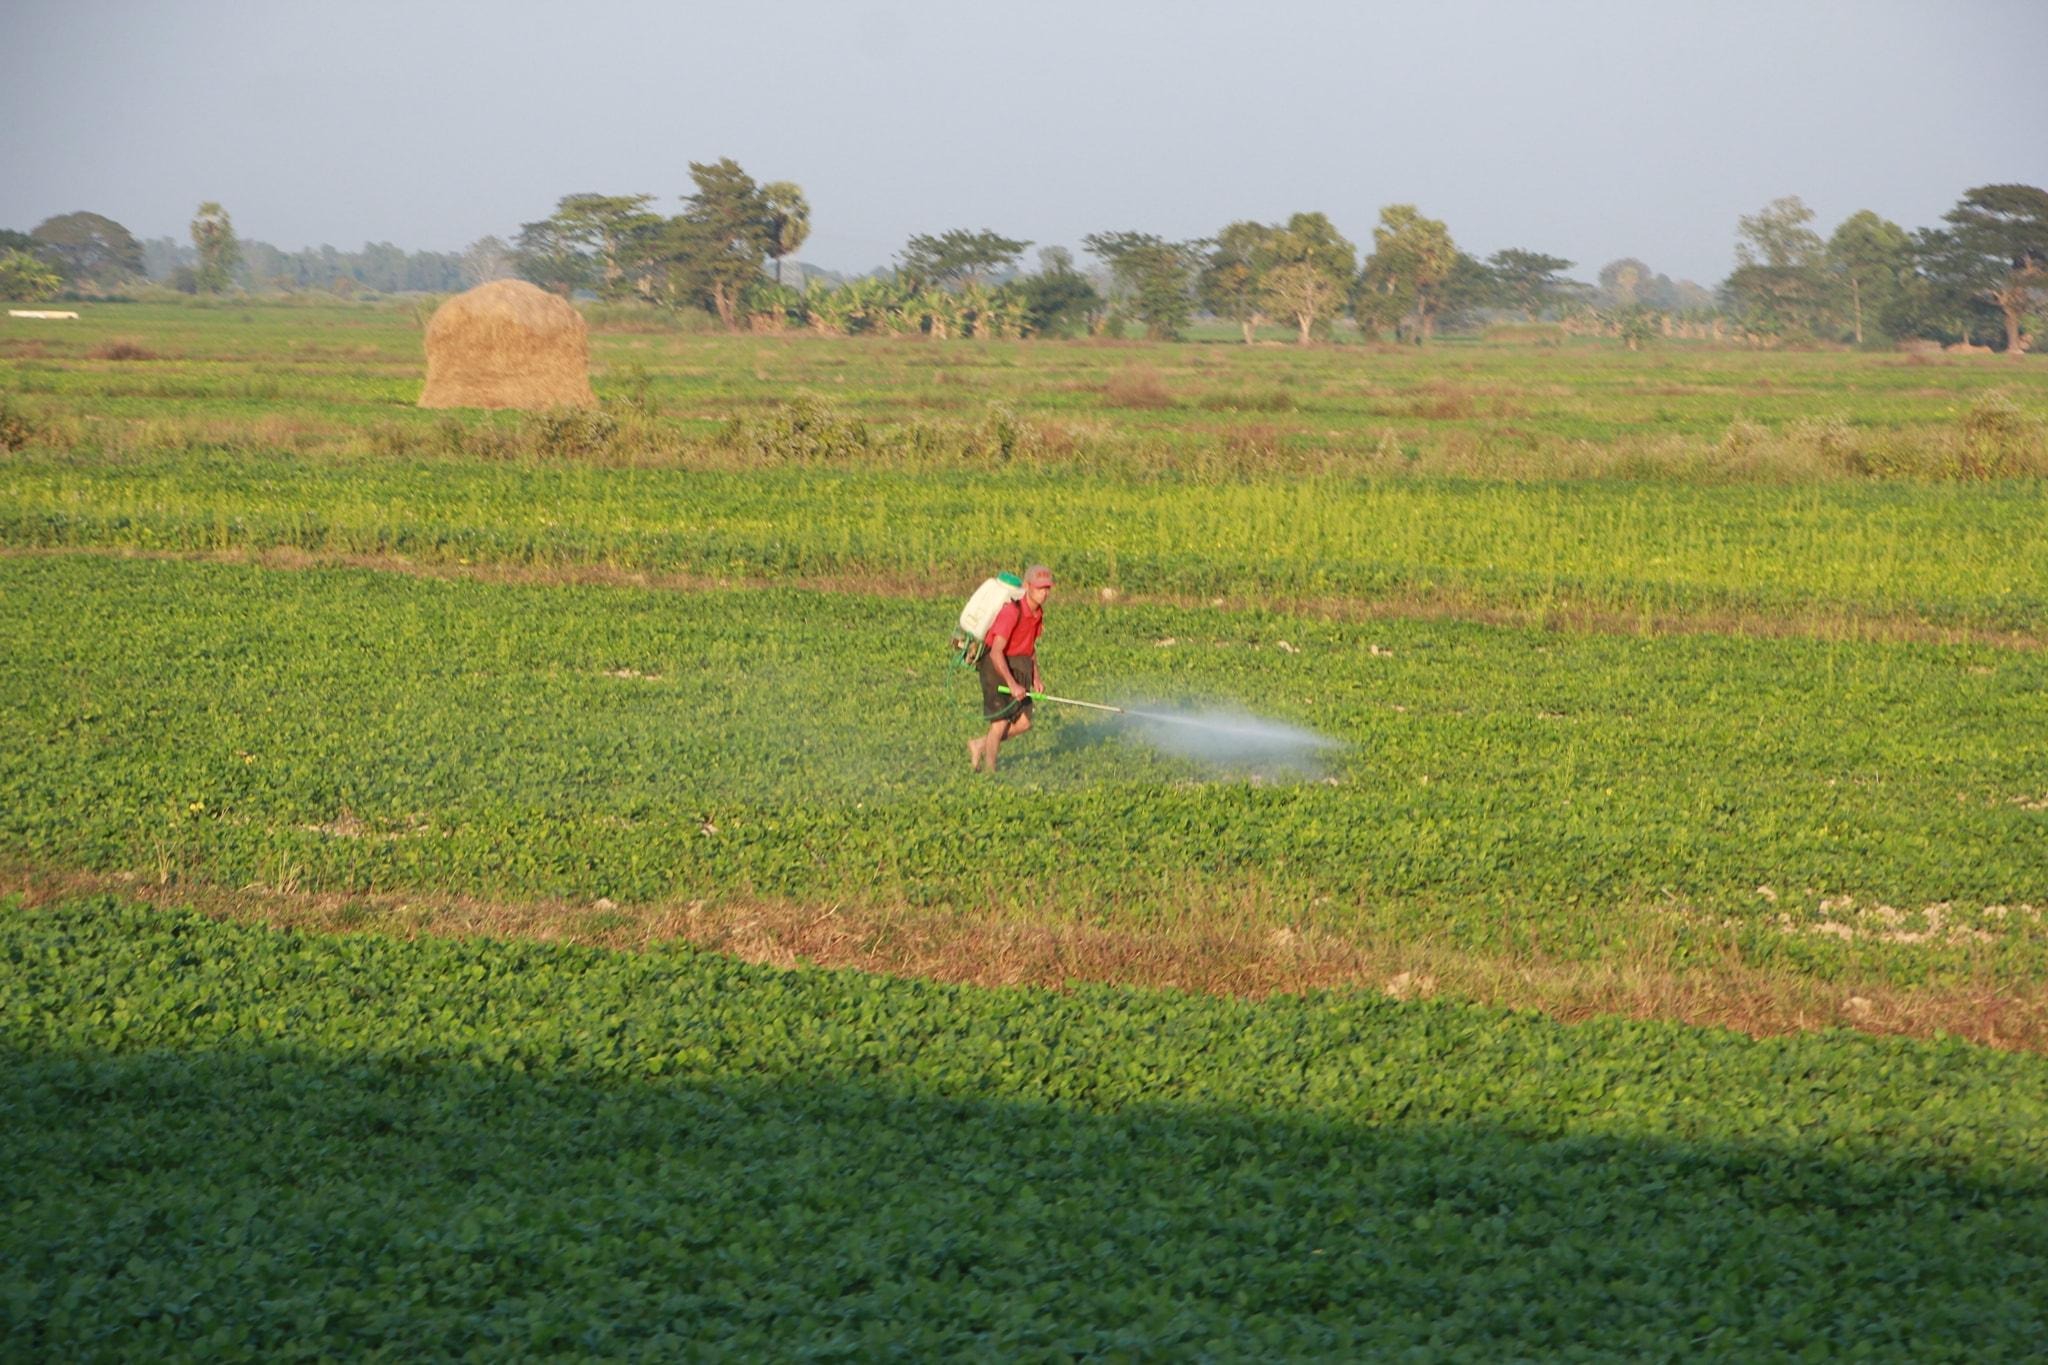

{"left": 987, "top": 631, "right": 1024, "bottom": 696}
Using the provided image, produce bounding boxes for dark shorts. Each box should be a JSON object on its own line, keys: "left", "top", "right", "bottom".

{"left": 978, "top": 652, "right": 1036, "bottom": 722}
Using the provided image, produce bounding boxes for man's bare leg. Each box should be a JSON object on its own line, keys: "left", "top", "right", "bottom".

{"left": 980, "top": 719, "right": 1010, "bottom": 772}
{"left": 982, "top": 712, "right": 1034, "bottom": 772}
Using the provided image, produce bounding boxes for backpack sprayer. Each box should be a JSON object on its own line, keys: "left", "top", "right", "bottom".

{"left": 952, "top": 571, "right": 1024, "bottom": 667}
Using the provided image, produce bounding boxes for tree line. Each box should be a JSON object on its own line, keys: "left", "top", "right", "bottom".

{"left": 3, "top": 172, "right": 2042, "bottom": 351}
{"left": 0, "top": 204, "right": 486, "bottom": 300}
{"left": 477, "top": 168, "right": 2048, "bottom": 352}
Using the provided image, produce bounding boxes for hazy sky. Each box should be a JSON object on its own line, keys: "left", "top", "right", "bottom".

{"left": 4, "top": 0, "right": 2042, "bottom": 284}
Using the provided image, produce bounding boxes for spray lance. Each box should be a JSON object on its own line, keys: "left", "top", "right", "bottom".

{"left": 996, "top": 685, "right": 1231, "bottom": 731}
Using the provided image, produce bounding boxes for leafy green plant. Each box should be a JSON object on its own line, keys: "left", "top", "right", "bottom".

{"left": 5, "top": 897, "right": 2047, "bottom": 1358}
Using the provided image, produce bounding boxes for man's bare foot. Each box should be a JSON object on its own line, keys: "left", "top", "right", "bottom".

{"left": 967, "top": 737, "right": 984, "bottom": 771}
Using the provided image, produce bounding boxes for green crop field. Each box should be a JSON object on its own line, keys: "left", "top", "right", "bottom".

{"left": 6, "top": 899, "right": 2047, "bottom": 1357}
{"left": 5, "top": 298, "right": 2048, "bottom": 1355}
{"left": 4, "top": 554, "right": 2045, "bottom": 970}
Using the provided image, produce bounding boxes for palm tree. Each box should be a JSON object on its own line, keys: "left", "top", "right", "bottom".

{"left": 761, "top": 182, "right": 811, "bottom": 288}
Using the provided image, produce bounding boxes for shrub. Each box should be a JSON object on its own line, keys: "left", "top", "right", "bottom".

{"left": 973, "top": 403, "right": 1037, "bottom": 463}
{"left": 1104, "top": 366, "right": 1174, "bottom": 409}
{"left": 1950, "top": 389, "right": 2044, "bottom": 479}
{"left": 0, "top": 395, "right": 38, "bottom": 451}
{"left": 1787, "top": 414, "right": 1865, "bottom": 473}
{"left": 1223, "top": 424, "right": 1282, "bottom": 461}
{"left": 1717, "top": 418, "right": 1770, "bottom": 460}
{"left": 719, "top": 394, "right": 873, "bottom": 462}
{"left": 527, "top": 407, "right": 620, "bottom": 461}
{"left": 86, "top": 337, "right": 159, "bottom": 361}
{"left": 432, "top": 416, "right": 520, "bottom": 462}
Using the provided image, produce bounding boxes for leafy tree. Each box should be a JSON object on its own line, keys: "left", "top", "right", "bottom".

{"left": 1825, "top": 211, "right": 1909, "bottom": 345}
{"left": 1270, "top": 213, "right": 1356, "bottom": 282}
{"left": 1200, "top": 221, "right": 1279, "bottom": 342}
{"left": 514, "top": 217, "right": 593, "bottom": 298}
{"left": 405, "top": 250, "right": 463, "bottom": 293}
{"left": 1934, "top": 183, "right": 2048, "bottom": 353}
{"left": 0, "top": 229, "right": 34, "bottom": 254}
{"left": 1259, "top": 213, "right": 1356, "bottom": 344}
{"left": 1724, "top": 196, "right": 1827, "bottom": 339}
{"left": 677, "top": 158, "right": 770, "bottom": 327}
{"left": 760, "top": 182, "right": 811, "bottom": 287}
{"left": 547, "top": 194, "right": 661, "bottom": 300}
{"left": 30, "top": 211, "right": 143, "bottom": 288}
{"left": 1356, "top": 205, "right": 1457, "bottom": 343}
{"left": 1585, "top": 260, "right": 1650, "bottom": 344}
{"left": 898, "top": 229, "right": 1031, "bottom": 290}
{"left": 189, "top": 202, "right": 241, "bottom": 294}
{"left": 1724, "top": 261, "right": 1830, "bottom": 340}
{"left": 1437, "top": 252, "right": 1500, "bottom": 333}
{"left": 356, "top": 241, "right": 410, "bottom": 293}
{"left": 0, "top": 249, "right": 64, "bottom": 302}
{"left": 1261, "top": 263, "right": 1344, "bottom": 344}
{"left": 1596, "top": 258, "right": 1651, "bottom": 309}
{"left": 1016, "top": 249, "right": 1102, "bottom": 338}
{"left": 1736, "top": 195, "right": 1825, "bottom": 271}
{"left": 1486, "top": 249, "right": 1575, "bottom": 319}
{"left": 1606, "top": 261, "right": 1685, "bottom": 316}
{"left": 1882, "top": 226, "right": 1996, "bottom": 344}
{"left": 1082, "top": 231, "right": 1204, "bottom": 340}
{"left": 460, "top": 236, "right": 513, "bottom": 288}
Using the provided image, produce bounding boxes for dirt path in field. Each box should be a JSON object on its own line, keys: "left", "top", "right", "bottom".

{"left": 4, "top": 544, "right": 2040, "bottom": 649}
{"left": 8, "top": 865, "right": 2043, "bottom": 1054}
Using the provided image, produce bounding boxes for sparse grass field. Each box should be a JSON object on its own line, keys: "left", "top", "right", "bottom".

{"left": 4, "top": 298, "right": 2047, "bottom": 1355}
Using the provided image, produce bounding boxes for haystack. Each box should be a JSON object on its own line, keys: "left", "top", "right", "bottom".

{"left": 419, "top": 279, "right": 595, "bottom": 410}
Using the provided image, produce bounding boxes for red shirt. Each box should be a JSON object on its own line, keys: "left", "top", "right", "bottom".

{"left": 987, "top": 598, "right": 1043, "bottom": 656}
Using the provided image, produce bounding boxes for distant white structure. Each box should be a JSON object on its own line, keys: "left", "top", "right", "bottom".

{"left": 8, "top": 310, "right": 80, "bottom": 320}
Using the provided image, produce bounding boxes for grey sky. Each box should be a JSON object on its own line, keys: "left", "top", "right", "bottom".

{"left": 4, "top": 0, "right": 2042, "bottom": 284}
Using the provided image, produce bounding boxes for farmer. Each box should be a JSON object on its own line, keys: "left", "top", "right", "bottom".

{"left": 970, "top": 564, "right": 1053, "bottom": 773}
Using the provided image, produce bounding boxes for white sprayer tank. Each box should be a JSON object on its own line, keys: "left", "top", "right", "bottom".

{"left": 959, "top": 573, "right": 1025, "bottom": 641}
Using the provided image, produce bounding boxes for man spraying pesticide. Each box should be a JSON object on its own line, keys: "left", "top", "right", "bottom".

{"left": 954, "top": 564, "right": 1344, "bottom": 776}
{"left": 962, "top": 564, "right": 1054, "bottom": 772}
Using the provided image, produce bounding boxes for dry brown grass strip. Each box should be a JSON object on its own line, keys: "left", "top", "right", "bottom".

{"left": 9, "top": 865, "right": 2044, "bottom": 1053}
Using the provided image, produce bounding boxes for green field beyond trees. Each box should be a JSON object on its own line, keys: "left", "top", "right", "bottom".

{"left": 4, "top": 300, "right": 2047, "bottom": 1355}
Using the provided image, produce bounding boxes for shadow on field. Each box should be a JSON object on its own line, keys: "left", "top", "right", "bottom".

{"left": 1035, "top": 713, "right": 1123, "bottom": 761}
{"left": 5, "top": 1038, "right": 2044, "bottom": 1358}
